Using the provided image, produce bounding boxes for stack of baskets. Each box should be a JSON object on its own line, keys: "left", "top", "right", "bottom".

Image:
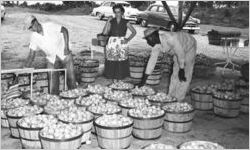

{"left": 235, "top": 79, "right": 249, "bottom": 114}
{"left": 129, "top": 54, "right": 165, "bottom": 86}
{"left": 213, "top": 92, "right": 242, "bottom": 118}
{"left": 193, "top": 54, "right": 216, "bottom": 78}
{"left": 74, "top": 56, "right": 99, "bottom": 83}
{"left": 190, "top": 86, "right": 214, "bottom": 111}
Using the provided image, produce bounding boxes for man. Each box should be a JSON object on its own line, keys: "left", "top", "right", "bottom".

{"left": 24, "top": 15, "right": 76, "bottom": 95}
{"left": 139, "top": 28, "right": 197, "bottom": 101}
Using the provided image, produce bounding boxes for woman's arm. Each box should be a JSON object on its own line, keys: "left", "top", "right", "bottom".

{"left": 126, "top": 22, "right": 136, "bottom": 42}
{"left": 102, "top": 16, "right": 112, "bottom": 35}
{"left": 61, "top": 26, "right": 70, "bottom": 55}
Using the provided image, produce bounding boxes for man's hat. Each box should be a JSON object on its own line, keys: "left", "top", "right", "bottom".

{"left": 23, "top": 15, "right": 36, "bottom": 30}
{"left": 143, "top": 27, "right": 160, "bottom": 39}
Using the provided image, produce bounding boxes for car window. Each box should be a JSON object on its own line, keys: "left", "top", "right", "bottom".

{"left": 158, "top": 6, "right": 165, "bottom": 12}
{"left": 117, "top": 3, "right": 130, "bottom": 7}
{"left": 149, "top": 6, "right": 158, "bottom": 12}
{"left": 103, "top": 2, "right": 111, "bottom": 7}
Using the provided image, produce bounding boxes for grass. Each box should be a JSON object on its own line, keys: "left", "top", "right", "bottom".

{"left": 192, "top": 6, "right": 249, "bottom": 28}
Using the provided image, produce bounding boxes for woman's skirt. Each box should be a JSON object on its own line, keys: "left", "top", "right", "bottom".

{"left": 104, "top": 36, "right": 130, "bottom": 80}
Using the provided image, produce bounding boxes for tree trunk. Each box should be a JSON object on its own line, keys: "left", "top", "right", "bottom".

{"left": 180, "top": 2, "right": 197, "bottom": 28}
{"left": 178, "top": 1, "right": 183, "bottom": 30}
{"left": 162, "top": 1, "right": 177, "bottom": 24}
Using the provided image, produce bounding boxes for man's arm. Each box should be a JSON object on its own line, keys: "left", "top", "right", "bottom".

{"left": 61, "top": 26, "right": 70, "bottom": 55}
{"left": 175, "top": 45, "right": 185, "bottom": 69}
{"left": 174, "top": 44, "right": 186, "bottom": 82}
{"left": 24, "top": 49, "right": 36, "bottom": 68}
{"left": 145, "top": 44, "right": 161, "bottom": 75}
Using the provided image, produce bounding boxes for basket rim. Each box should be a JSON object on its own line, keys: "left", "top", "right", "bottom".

{"left": 213, "top": 104, "right": 240, "bottom": 110}
{"left": 94, "top": 119, "right": 133, "bottom": 130}
{"left": 141, "top": 143, "right": 175, "bottom": 149}
{"left": 118, "top": 103, "right": 135, "bottom": 109}
{"left": 178, "top": 140, "right": 224, "bottom": 149}
{"left": 1, "top": 100, "right": 30, "bottom": 110}
{"left": 16, "top": 121, "right": 44, "bottom": 130}
{"left": 108, "top": 83, "right": 135, "bottom": 91}
{"left": 147, "top": 96, "right": 177, "bottom": 103}
{"left": 132, "top": 92, "right": 156, "bottom": 97}
{"left": 6, "top": 109, "right": 43, "bottom": 119}
{"left": 39, "top": 130, "right": 84, "bottom": 142}
{"left": 191, "top": 89, "right": 212, "bottom": 95}
{"left": 164, "top": 119, "right": 193, "bottom": 123}
{"left": 191, "top": 99, "right": 213, "bottom": 103}
{"left": 87, "top": 107, "right": 122, "bottom": 116}
{"left": 60, "top": 95, "right": 80, "bottom": 100}
{"left": 212, "top": 95, "right": 242, "bottom": 102}
{"left": 162, "top": 108, "right": 195, "bottom": 114}
{"left": 127, "top": 111, "right": 165, "bottom": 120}
{"left": 58, "top": 114, "right": 94, "bottom": 124}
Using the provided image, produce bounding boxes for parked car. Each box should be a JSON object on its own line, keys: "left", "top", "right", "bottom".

{"left": 136, "top": 4, "right": 200, "bottom": 33}
{"left": 92, "top": 1, "right": 140, "bottom": 22}
{"left": 1, "top": 5, "right": 6, "bottom": 20}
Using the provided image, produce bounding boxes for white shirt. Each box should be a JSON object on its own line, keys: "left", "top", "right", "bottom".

{"left": 29, "top": 22, "right": 66, "bottom": 63}
{"left": 145, "top": 31, "right": 196, "bottom": 74}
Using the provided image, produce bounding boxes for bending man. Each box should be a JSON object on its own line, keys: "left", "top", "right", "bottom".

{"left": 139, "top": 28, "right": 197, "bottom": 101}
{"left": 24, "top": 15, "right": 76, "bottom": 95}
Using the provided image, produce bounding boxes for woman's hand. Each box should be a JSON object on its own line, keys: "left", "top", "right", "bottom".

{"left": 121, "top": 38, "right": 129, "bottom": 44}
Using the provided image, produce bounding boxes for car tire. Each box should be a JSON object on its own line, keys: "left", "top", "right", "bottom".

{"left": 188, "top": 30, "right": 195, "bottom": 34}
{"left": 135, "top": 19, "right": 141, "bottom": 25}
{"left": 140, "top": 19, "right": 148, "bottom": 27}
{"left": 97, "top": 13, "right": 103, "bottom": 20}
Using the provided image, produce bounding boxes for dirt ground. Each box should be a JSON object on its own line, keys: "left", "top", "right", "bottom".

{"left": 1, "top": 7, "right": 249, "bottom": 69}
{"left": 1, "top": 7, "right": 249, "bottom": 149}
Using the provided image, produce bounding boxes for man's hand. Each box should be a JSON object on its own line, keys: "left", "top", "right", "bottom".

{"left": 64, "top": 47, "right": 70, "bottom": 55}
{"left": 178, "top": 68, "right": 186, "bottom": 82}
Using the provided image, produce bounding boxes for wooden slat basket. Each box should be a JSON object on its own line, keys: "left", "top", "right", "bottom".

{"left": 94, "top": 119, "right": 133, "bottom": 149}
{"left": 163, "top": 109, "right": 195, "bottom": 133}
{"left": 128, "top": 112, "right": 165, "bottom": 140}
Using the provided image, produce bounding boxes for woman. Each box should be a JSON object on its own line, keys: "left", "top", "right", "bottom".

{"left": 103, "top": 4, "right": 136, "bottom": 81}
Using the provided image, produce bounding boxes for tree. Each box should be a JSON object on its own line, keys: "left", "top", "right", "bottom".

{"left": 162, "top": 1, "right": 197, "bottom": 31}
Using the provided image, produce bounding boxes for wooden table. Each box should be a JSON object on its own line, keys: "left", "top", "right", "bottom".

{"left": 215, "top": 37, "right": 245, "bottom": 73}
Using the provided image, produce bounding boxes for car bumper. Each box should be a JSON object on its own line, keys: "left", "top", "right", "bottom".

{"left": 124, "top": 15, "right": 137, "bottom": 21}
{"left": 182, "top": 26, "right": 200, "bottom": 30}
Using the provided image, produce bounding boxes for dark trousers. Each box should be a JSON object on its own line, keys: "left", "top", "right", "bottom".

{"left": 47, "top": 54, "right": 76, "bottom": 95}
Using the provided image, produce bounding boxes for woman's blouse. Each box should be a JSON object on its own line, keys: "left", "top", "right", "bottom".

{"left": 109, "top": 18, "right": 128, "bottom": 37}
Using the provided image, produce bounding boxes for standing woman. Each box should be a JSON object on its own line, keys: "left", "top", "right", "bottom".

{"left": 103, "top": 4, "right": 136, "bottom": 81}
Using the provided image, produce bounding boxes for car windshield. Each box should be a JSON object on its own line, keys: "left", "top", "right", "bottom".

{"left": 117, "top": 3, "right": 130, "bottom": 7}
